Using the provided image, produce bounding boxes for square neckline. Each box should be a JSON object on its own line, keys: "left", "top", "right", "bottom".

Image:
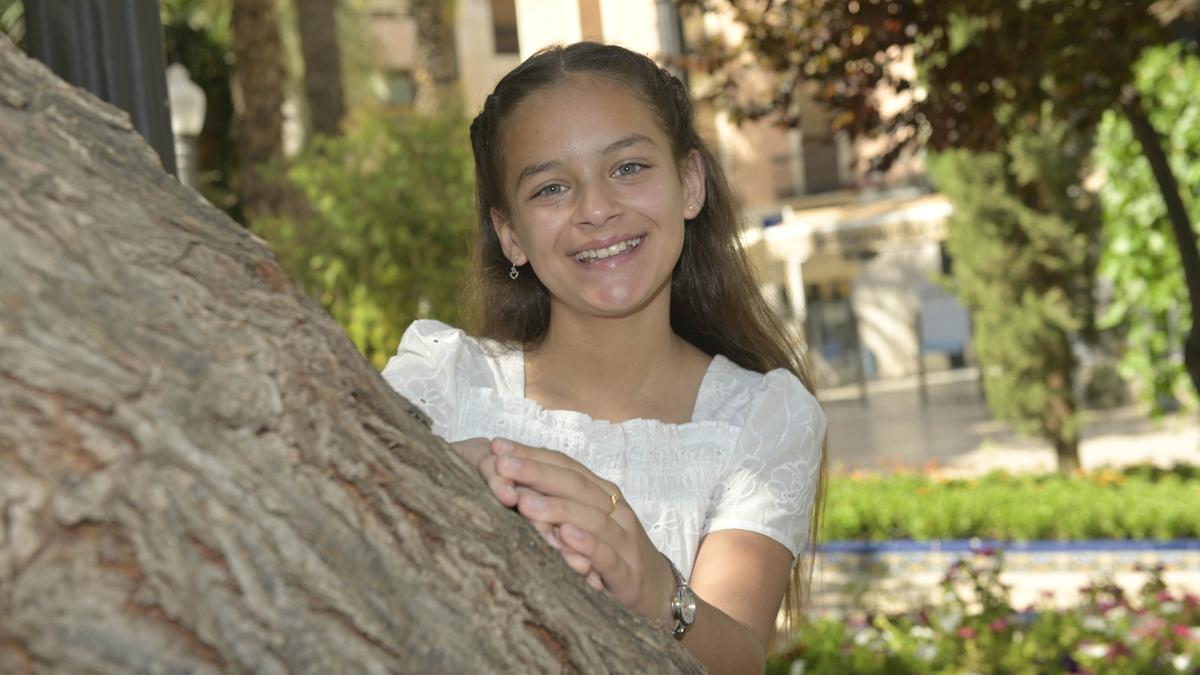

{"left": 495, "top": 348, "right": 730, "bottom": 428}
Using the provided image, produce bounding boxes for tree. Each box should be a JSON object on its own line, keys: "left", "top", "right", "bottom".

{"left": 0, "top": 35, "right": 701, "bottom": 674}
{"left": 409, "top": 0, "right": 459, "bottom": 111}
{"left": 230, "top": 0, "right": 288, "bottom": 221}
{"left": 255, "top": 106, "right": 475, "bottom": 368}
{"left": 293, "top": 0, "right": 346, "bottom": 138}
{"left": 1094, "top": 43, "right": 1200, "bottom": 412}
{"left": 681, "top": 0, "right": 1200, "bottom": 406}
{"left": 928, "top": 115, "right": 1101, "bottom": 471}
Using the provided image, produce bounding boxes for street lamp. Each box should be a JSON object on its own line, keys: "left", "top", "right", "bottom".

{"left": 166, "top": 63, "right": 207, "bottom": 189}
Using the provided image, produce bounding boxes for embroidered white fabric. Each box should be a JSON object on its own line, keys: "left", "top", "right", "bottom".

{"left": 381, "top": 320, "right": 826, "bottom": 579}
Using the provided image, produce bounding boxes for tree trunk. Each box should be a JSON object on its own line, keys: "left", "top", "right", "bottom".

{"left": 0, "top": 35, "right": 700, "bottom": 675}
{"left": 409, "top": 0, "right": 460, "bottom": 112}
{"left": 230, "top": 0, "right": 287, "bottom": 222}
{"left": 1120, "top": 87, "right": 1200, "bottom": 409}
{"left": 1045, "top": 368, "right": 1080, "bottom": 474}
{"left": 294, "top": 0, "right": 346, "bottom": 138}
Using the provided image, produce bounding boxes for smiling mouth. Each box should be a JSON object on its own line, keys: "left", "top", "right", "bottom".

{"left": 573, "top": 236, "right": 644, "bottom": 263}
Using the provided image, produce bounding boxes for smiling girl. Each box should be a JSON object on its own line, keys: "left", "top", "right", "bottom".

{"left": 382, "top": 42, "right": 827, "bottom": 673}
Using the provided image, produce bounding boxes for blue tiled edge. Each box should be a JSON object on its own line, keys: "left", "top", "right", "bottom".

{"left": 819, "top": 539, "right": 1200, "bottom": 555}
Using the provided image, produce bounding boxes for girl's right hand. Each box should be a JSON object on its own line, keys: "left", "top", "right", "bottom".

{"left": 451, "top": 437, "right": 604, "bottom": 589}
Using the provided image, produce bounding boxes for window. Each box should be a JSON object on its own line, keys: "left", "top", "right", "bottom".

{"left": 490, "top": 0, "right": 519, "bottom": 55}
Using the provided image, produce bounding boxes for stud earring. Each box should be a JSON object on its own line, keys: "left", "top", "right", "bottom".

{"left": 509, "top": 263, "right": 519, "bottom": 280}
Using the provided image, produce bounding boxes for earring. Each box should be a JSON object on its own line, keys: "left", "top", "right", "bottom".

{"left": 509, "top": 263, "right": 519, "bottom": 280}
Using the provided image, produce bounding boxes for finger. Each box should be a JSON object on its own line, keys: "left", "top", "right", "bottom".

{"left": 515, "top": 492, "right": 618, "bottom": 541}
{"left": 560, "top": 548, "right": 592, "bottom": 576}
{"left": 492, "top": 440, "right": 602, "bottom": 481}
{"left": 498, "top": 456, "right": 619, "bottom": 519}
{"left": 586, "top": 569, "right": 605, "bottom": 592}
{"left": 532, "top": 521, "right": 561, "bottom": 550}
{"left": 560, "top": 522, "right": 630, "bottom": 595}
{"left": 478, "top": 455, "right": 519, "bottom": 507}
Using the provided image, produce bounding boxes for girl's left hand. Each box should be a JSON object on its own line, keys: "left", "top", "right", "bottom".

{"left": 490, "top": 438, "right": 675, "bottom": 629}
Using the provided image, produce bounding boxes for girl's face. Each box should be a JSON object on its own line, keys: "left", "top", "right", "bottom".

{"left": 491, "top": 75, "right": 705, "bottom": 321}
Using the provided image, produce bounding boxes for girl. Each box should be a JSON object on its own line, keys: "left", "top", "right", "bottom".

{"left": 383, "top": 42, "right": 827, "bottom": 673}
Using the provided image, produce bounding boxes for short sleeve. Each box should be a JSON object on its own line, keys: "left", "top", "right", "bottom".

{"left": 380, "top": 320, "right": 467, "bottom": 439}
{"left": 702, "top": 370, "right": 826, "bottom": 557}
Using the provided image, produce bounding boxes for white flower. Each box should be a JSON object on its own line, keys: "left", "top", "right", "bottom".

{"left": 937, "top": 610, "right": 963, "bottom": 631}
{"left": 1173, "top": 654, "right": 1192, "bottom": 672}
{"left": 915, "top": 643, "right": 937, "bottom": 662}
{"left": 1079, "top": 643, "right": 1108, "bottom": 659}
{"left": 1082, "top": 616, "right": 1108, "bottom": 633}
{"left": 910, "top": 626, "right": 935, "bottom": 640}
{"left": 1161, "top": 601, "right": 1182, "bottom": 615}
{"left": 853, "top": 629, "right": 877, "bottom": 646}
{"left": 788, "top": 661, "right": 807, "bottom": 675}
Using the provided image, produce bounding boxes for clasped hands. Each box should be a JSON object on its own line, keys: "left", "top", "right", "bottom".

{"left": 452, "top": 437, "right": 675, "bottom": 629}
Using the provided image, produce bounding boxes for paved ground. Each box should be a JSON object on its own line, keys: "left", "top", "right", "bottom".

{"left": 821, "top": 367, "right": 1200, "bottom": 474}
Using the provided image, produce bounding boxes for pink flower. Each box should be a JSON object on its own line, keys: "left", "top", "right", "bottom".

{"left": 988, "top": 618, "right": 1008, "bottom": 632}
{"left": 957, "top": 627, "right": 977, "bottom": 639}
{"left": 1172, "top": 624, "right": 1191, "bottom": 639}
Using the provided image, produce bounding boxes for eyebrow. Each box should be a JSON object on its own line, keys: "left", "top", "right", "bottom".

{"left": 514, "top": 133, "right": 657, "bottom": 190}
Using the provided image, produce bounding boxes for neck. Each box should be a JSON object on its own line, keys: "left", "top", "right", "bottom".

{"left": 526, "top": 288, "right": 689, "bottom": 408}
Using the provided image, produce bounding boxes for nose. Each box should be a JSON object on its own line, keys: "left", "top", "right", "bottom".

{"left": 573, "top": 181, "right": 621, "bottom": 227}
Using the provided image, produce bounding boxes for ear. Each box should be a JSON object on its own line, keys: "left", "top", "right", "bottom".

{"left": 681, "top": 149, "right": 707, "bottom": 221}
{"left": 490, "top": 207, "right": 527, "bottom": 265}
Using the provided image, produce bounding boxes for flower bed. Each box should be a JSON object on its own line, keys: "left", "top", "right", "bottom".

{"left": 773, "top": 550, "right": 1200, "bottom": 674}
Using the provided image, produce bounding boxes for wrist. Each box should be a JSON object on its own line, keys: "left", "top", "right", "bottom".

{"left": 656, "top": 553, "right": 697, "bottom": 639}
{"left": 654, "top": 554, "right": 676, "bottom": 630}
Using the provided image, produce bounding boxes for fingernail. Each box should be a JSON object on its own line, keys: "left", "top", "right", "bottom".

{"left": 492, "top": 438, "right": 514, "bottom": 454}
{"left": 562, "top": 523, "right": 584, "bottom": 541}
{"left": 500, "top": 456, "right": 522, "bottom": 472}
{"left": 524, "top": 494, "right": 544, "bottom": 509}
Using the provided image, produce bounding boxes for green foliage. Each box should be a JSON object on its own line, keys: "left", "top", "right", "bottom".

{"left": 769, "top": 552, "right": 1200, "bottom": 674}
{"left": 1094, "top": 44, "right": 1200, "bottom": 413}
{"left": 681, "top": 1, "right": 1171, "bottom": 166}
{"left": 254, "top": 108, "right": 475, "bottom": 367}
{"left": 823, "top": 465, "right": 1200, "bottom": 541}
{"left": 0, "top": 0, "right": 24, "bottom": 49}
{"left": 927, "top": 116, "right": 1100, "bottom": 459}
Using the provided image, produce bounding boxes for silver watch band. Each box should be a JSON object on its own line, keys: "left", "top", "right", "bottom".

{"left": 662, "top": 554, "right": 695, "bottom": 639}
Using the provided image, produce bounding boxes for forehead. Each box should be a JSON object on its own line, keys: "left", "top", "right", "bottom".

{"left": 500, "top": 75, "right": 669, "bottom": 173}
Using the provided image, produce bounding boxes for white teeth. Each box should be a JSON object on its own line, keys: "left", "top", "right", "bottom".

{"left": 575, "top": 236, "right": 642, "bottom": 263}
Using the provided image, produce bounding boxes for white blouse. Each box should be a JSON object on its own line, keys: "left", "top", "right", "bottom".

{"left": 381, "top": 320, "right": 826, "bottom": 579}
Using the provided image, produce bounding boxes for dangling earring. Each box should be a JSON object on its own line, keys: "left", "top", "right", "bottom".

{"left": 509, "top": 263, "right": 519, "bottom": 280}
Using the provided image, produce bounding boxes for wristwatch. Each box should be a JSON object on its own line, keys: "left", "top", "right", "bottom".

{"left": 663, "top": 554, "right": 697, "bottom": 639}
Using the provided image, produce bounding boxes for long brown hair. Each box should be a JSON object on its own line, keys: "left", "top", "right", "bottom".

{"left": 467, "top": 42, "right": 828, "bottom": 636}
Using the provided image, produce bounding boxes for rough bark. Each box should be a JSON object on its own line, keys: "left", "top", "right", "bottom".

{"left": 294, "top": 0, "right": 346, "bottom": 138}
{"left": 230, "top": 0, "right": 288, "bottom": 221}
{"left": 0, "top": 35, "right": 701, "bottom": 675}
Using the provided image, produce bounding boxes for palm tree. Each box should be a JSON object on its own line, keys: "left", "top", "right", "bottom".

{"left": 229, "top": 0, "right": 285, "bottom": 222}
{"left": 293, "top": 0, "right": 345, "bottom": 138}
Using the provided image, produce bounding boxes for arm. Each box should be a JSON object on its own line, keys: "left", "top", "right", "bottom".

{"left": 677, "top": 530, "right": 793, "bottom": 673}
{"left": 491, "top": 441, "right": 793, "bottom": 673}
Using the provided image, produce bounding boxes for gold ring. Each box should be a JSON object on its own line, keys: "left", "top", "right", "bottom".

{"left": 608, "top": 491, "right": 620, "bottom": 513}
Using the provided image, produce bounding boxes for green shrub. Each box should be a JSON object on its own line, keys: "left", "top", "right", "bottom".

{"left": 824, "top": 465, "right": 1200, "bottom": 541}
{"left": 254, "top": 107, "right": 475, "bottom": 368}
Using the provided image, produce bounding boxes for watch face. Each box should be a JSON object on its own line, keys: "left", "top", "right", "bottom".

{"left": 680, "top": 590, "right": 698, "bottom": 624}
